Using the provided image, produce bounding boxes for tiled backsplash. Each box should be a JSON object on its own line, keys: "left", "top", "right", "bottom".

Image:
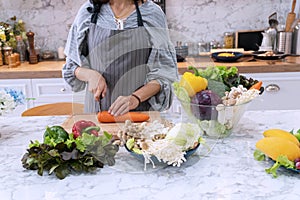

{"left": 0, "top": 0, "right": 298, "bottom": 53}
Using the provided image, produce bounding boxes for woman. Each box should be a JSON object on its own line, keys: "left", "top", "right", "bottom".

{"left": 63, "top": 0, "right": 178, "bottom": 116}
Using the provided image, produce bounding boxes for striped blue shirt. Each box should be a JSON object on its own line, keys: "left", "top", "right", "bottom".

{"left": 62, "top": 0, "right": 178, "bottom": 111}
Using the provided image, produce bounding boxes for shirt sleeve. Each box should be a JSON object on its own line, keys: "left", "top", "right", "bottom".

{"left": 62, "top": 58, "right": 87, "bottom": 92}
{"left": 143, "top": 4, "right": 179, "bottom": 111}
{"left": 62, "top": 1, "right": 91, "bottom": 92}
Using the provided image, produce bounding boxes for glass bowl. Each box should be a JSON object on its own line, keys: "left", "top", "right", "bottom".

{"left": 178, "top": 99, "right": 251, "bottom": 138}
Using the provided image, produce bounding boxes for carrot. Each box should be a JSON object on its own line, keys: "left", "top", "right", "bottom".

{"left": 250, "top": 81, "right": 262, "bottom": 90}
{"left": 97, "top": 111, "right": 150, "bottom": 123}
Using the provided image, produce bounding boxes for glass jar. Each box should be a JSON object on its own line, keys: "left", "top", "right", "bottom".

{"left": 224, "top": 32, "right": 234, "bottom": 48}
{"left": 0, "top": 47, "right": 3, "bottom": 66}
{"left": 198, "top": 42, "right": 209, "bottom": 54}
{"left": 2, "top": 46, "right": 13, "bottom": 65}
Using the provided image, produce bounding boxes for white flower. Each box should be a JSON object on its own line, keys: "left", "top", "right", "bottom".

{"left": 0, "top": 89, "right": 25, "bottom": 115}
{"left": 0, "top": 91, "right": 16, "bottom": 115}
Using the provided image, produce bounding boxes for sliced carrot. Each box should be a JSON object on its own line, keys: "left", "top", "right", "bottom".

{"left": 97, "top": 111, "right": 150, "bottom": 123}
{"left": 250, "top": 81, "right": 262, "bottom": 90}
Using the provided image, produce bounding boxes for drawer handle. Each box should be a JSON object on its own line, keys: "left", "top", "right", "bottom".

{"left": 265, "top": 84, "right": 280, "bottom": 92}
{"left": 60, "top": 88, "right": 66, "bottom": 92}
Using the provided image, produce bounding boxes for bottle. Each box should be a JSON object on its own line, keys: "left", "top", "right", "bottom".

{"left": 0, "top": 47, "right": 3, "bottom": 66}
{"left": 26, "top": 30, "right": 38, "bottom": 64}
{"left": 57, "top": 46, "right": 65, "bottom": 59}
{"left": 266, "top": 27, "right": 277, "bottom": 51}
{"left": 16, "top": 35, "right": 26, "bottom": 62}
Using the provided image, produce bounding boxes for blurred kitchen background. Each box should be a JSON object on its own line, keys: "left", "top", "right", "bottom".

{"left": 0, "top": 0, "right": 299, "bottom": 56}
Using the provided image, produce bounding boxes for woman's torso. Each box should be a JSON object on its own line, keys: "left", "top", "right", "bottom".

{"left": 84, "top": 2, "right": 152, "bottom": 112}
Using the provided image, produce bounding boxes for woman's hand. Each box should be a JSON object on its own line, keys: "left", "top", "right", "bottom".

{"left": 108, "top": 95, "right": 139, "bottom": 116}
{"left": 75, "top": 67, "right": 107, "bottom": 101}
{"left": 88, "top": 71, "right": 107, "bottom": 101}
{"left": 109, "top": 80, "right": 161, "bottom": 116}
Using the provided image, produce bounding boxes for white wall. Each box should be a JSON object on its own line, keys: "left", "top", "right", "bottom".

{"left": 0, "top": 0, "right": 297, "bottom": 52}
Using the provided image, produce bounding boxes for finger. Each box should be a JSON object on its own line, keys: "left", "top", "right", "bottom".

{"left": 102, "top": 85, "right": 107, "bottom": 98}
{"left": 109, "top": 98, "right": 122, "bottom": 115}
{"left": 114, "top": 102, "right": 129, "bottom": 116}
{"left": 94, "top": 87, "right": 102, "bottom": 101}
{"left": 118, "top": 104, "right": 129, "bottom": 115}
{"left": 109, "top": 97, "right": 126, "bottom": 115}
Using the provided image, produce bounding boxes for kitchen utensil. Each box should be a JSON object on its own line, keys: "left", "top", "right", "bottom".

{"left": 26, "top": 30, "right": 38, "bottom": 64}
{"left": 292, "top": 20, "right": 300, "bottom": 54}
{"left": 285, "top": 0, "right": 297, "bottom": 32}
{"left": 175, "top": 45, "right": 188, "bottom": 62}
{"left": 252, "top": 52, "right": 292, "bottom": 60}
{"left": 259, "top": 32, "right": 273, "bottom": 51}
{"left": 98, "top": 95, "right": 102, "bottom": 111}
{"left": 276, "top": 31, "right": 293, "bottom": 54}
{"left": 268, "top": 12, "right": 279, "bottom": 28}
{"left": 211, "top": 52, "right": 244, "bottom": 62}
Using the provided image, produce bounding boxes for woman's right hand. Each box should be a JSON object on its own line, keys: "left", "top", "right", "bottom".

{"left": 88, "top": 71, "right": 107, "bottom": 101}
{"left": 75, "top": 67, "right": 107, "bottom": 101}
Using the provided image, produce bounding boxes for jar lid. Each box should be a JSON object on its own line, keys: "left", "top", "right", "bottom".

{"left": 2, "top": 46, "right": 13, "bottom": 50}
{"left": 224, "top": 32, "right": 233, "bottom": 36}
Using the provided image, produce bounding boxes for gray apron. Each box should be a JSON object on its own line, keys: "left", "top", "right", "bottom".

{"left": 84, "top": 3, "right": 152, "bottom": 113}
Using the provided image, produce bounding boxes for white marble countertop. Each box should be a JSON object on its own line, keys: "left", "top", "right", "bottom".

{"left": 0, "top": 110, "right": 299, "bottom": 200}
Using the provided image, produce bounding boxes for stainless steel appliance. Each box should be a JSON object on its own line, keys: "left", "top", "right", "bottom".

{"left": 292, "top": 21, "right": 300, "bottom": 54}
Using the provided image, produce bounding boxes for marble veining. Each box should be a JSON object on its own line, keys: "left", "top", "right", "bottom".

{"left": 0, "top": 110, "right": 299, "bottom": 200}
{"left": 0, "top": 0, "right": 298, "bottom": 53}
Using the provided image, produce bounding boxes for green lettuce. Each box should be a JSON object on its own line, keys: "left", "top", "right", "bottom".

{"left": 265, "top": 155, "right": 295, "bottom": 178}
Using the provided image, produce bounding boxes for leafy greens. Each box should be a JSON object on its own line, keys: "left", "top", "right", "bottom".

{"left": 22, "top": 127, "right": 118, "bottom": 179}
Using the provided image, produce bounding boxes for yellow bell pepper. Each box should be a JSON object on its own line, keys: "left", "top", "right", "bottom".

{"left": 179, "top": 66, "right": 208, "bottom": 97}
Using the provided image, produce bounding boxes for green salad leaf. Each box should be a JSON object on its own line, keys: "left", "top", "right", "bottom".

{"left": 21, "top": 126, "right": 119, "bottom": 179}
{"left": 196, "top": 66, "right": 239, "bottom": 94}
{"left": 265, "top": 155, "right": 295, "bottom": 178}
{"left": 290, "top": 129, "right": 300, "bottom": 141}
{"left": 254, "top": 150, "right": 297, "bottom": 178}
{"left": 253, "top": 149, "right": 265, "bottom": 161}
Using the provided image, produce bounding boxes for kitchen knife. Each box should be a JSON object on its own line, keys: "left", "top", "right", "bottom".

{"left": 98, "top": 94, "right": 102, "bottom": 112}
{"left": 285, "top": 0, "right": 297, "bottom": 32}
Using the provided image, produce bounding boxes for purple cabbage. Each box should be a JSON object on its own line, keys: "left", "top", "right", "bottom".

{"left": 191, "top": 90, "right": 222, "bottom": 120}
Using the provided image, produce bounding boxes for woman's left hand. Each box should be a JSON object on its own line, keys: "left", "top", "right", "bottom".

{"left": 108, "top": 95, "right": 139, "bottom": 116}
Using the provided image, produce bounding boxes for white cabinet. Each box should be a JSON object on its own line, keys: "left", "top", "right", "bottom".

{"left": 243, "top": 72, "right": 300, "bottom": 110}
{"left": 0, "top": 79, "right": 33, "bottom": 116}
{"left": 31, "top": 78, "right": 73, "bottom": 106}
{"left": 0, "top": 78, "right": 76, "bottom": 116}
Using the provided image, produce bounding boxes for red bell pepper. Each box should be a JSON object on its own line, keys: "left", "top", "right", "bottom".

{"left": 72, "top": 120, "right": 100, "bottom": 138}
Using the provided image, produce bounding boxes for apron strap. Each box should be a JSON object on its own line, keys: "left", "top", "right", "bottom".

{"left": 87, "top": 2, "right": 102, "bottom": 24}
{"left": 134, "top": 0, "right": 144, "bottom": 27}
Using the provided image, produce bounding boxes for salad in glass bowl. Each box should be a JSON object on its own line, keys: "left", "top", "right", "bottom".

{"left": 173, "top": 66, "right": 263, "bottom": 138}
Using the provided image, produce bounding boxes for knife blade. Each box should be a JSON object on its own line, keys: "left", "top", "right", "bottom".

{"left": 98, "top": 93, "right": 102, "bottom": 112}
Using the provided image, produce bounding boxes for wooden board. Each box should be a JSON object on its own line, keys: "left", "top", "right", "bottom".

{"left": 61, "top": 111, "right": 162, "bottom": 134}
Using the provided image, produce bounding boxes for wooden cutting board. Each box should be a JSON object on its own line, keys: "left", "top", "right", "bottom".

{"left": 61, "top": 111, "right": 162, "bottom": 134}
